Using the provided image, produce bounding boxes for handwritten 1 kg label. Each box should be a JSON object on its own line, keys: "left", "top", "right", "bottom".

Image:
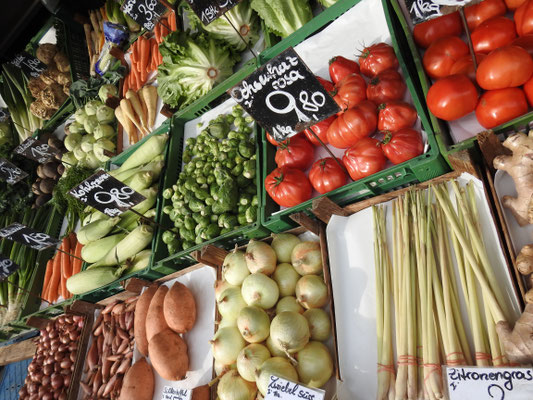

{"left": 10, "top": 52, "right": 47, "bottom": 78}
{"left": 0, "top": 158, "right": 29, "bottom": 185}
{"left": 160, "top": 386, "right": 191, "bottom": 400}
{"left": 0, "top": 256, "right": 20, "bottom": 280}
{"left": 121, "top": 0, "right": 168, "bottom": 31}
{"left": 14, "top": 137, "right": 59, "bottom": 164}
{"left": 404, "top": 0, "right": 475, "bottom": 25}
{"left": 186, "top": 0, "right": 241, "bottom": 25}
{"left": 229, "top": 47, "right": 340, "bottom": 143}
{"left": 265, "top": 375, "right": 325, "bottom": 400}
{"left": 0, "top": 223, "right": 60, "bottom": 251}
{"left": 69, "top": 170, "right": 146, "bottom": 217}
{"left": 446, "top": 366, "right": 533, "bottom": 399}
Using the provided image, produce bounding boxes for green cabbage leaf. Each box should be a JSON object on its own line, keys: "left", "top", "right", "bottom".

{"left": 250, "top": 0, "right": 313, "bottom": 38}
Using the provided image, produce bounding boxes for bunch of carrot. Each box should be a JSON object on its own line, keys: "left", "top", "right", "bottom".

{"left": 122, "top": 11, "right": 178, "bottom": 95}
{"left": 41, "top": 233, "right": 83, "bottom": 303}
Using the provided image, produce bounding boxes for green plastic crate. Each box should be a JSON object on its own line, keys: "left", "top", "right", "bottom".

{"left": 260, "top": 0, "right": 449, "bottom": 232}
{"left": 387, "top": 0, "right": 533, "bottom": 164}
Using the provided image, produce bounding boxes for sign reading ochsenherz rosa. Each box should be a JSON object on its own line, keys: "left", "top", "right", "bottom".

{"left": 14, "top": 137, "right": 59, "bottom": 164}
{"left": 69, "top": 170, "right": 146, "bottom": 217}
{"left": 265, "top": 375, "right": 325, "bottom": 400}
{"left": 446, "top": 366, "right": 533, "bottom": 399}
{"left": 0, "top": 223, "right": 60, "bottom": 250}
{"left": 228, "top": 47, "right": 340, "bottom": 143}
{"left": 160, "top": 386, "right": 191, "bottom": 400}
{"left": 0, "top": 158, "right": 29, "bottom": 185}
{"left": 0, "top": 256, "right": 20, "bottom": 280}
{"left": 404, "top": 0, "right": 475, "bottom": 25}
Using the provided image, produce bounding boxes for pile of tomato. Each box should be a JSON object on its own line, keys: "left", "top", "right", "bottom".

{"left": 417, "top": 0, "right": 533, "bottom": 128}
{"left": 264, "top": 43, "right": 424, "bottom": 208}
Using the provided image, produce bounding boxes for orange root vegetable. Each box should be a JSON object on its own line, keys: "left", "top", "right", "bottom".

{"left": 145, "top": 285, "right": 169, "bottom": 343}
{"left": 72, "top": 241, "right": 83, "bottom": 276}
{"left": 496, "top": 303, "right": 533, "bottom": 363}
{"left": 148, "top": 328, "right": 189, "bottom": 381}
{"left": 169, "top": 12, "right": 177, "bottom": 32}
{"left": 125, "top": 89, "right": 148, "bottom": 133}
{"left": 120, "top": 98, "right": 144, "bottom": 134}
{"left": 163, "top": 282, "right": 197, "bottom": 333}
{"left": 48, "top": 250, "right": 62, "bottom": 303}
{"left": 115, "top": 106, "right": 135, "bottom": 145}
{"left": 119, "top": 358, "right": 154, "bottom": 400}
{"left": 139, "top": 36, "right": 150, "bottom": 83}
{"left": 134, "top": 285, "right": 158, "bottom": 357}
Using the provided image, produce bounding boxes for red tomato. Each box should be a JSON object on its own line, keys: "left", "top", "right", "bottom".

{"left": 505, "top": 0, "right": 527, "bottom": 9}
{"left": 342, "top": 138, "right": 387, "bottom": 181}
{"left": 308, "top": 158, "right": 348, "bottom": 194}
{"left": 413, "top": 12, "right": 463, "bottom": 48}
{"left": 327, "top": 100, "right": 378, "bottom": 149}
{"left": 471, "top": 16, "right": 517, "bottom": 53}
{"left": 476, "top": 46, "right": 533, "bottom": 90}
{"left": 465, "top": 0, "right": 507, "bottom": 30}
{"left": 423, "top": 36, "right": 470, "bottom": 79}
{"left": 515, "top": 0, "right": 533, "bottom": 36}
{"left": 316, "top": 76, "right": 334, "bottom": 93}
{"left": 304, "top": 115, "right": 335, "bottom": 146}
{"left": 426, "top": 75, "right": 479, "bottom": 121}
{"left": 511, "top": 34, "right": 533, "bottom": 56}
{"left": 475, "top": 87, "right": 528, "bottom": 128}
{"left": 358, "top": 43, "right": 399, "bottom": 77}
{"left": 367, "top": 69, "right": 407, "bottom": 104}
{"left": 333, "top": 73, "right": 367, "bottom": 111}
{"left": 523, "top": 74, "right": 533, "bottom": 105}
{"left": 274, "top": 136, "right": 315, "bottom": 170}
{"left": 381, "top": 128, "right": 424, "bottom": 165}
{"left": 329, "top": 56, "right": 360, "bottom": 84}
{"left": 449, "top": 53, "right": 487, "bottom": 81}
{"left": 377, "top": 101, "right": 418, "bottom": 131}
{"left": 266, "top": 131, "right": 302, "bottom": 146}
{"left": 265, "top": 167, "right": 312, "bottom": 208}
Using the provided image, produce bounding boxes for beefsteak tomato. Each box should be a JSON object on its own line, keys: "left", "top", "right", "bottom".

{"left": 304, "top": 115, "right": 335, "bottom": 146}
{"left": 358, "top": 43, "right": 399, "bottom": 77}
{"left": 423, "top": 36, "right": 470, "bottom": 79}
{"left": 266, "top": 131, "right": 302, "bottom": 146}
{"left": 342, "top": 138, "right": 387, "bottom": 181}
{"left": 465, "top": 0, "right": 507, "bottom": 30}
{"left": 475, "top": 45, "right": 533, "bottom": 90}
{"left": 413, "top": 12, "right": 463, "bottom": 48}
{"left": 475, "top": 87, "right": 528, "bottom": 128}
{"left": 367, "top": 69, "right": 407, "bottom": 104}
{"left": 265, "top": 167, "right": 312, "bottom": 208}
{"left": 505, "top": 0, "right": 527, "bottom": 9}
{"left": 333, "top": 73, "right": 367, "bottom": 112}
{"left": 316, "top": 76, "right": 334, "bottom": 93}
{"left": 308, "top": 158, "right": 348, "bottom": 194}
{"left": 471, "top": 16, "right": 517, "bottom": 53}
{"left": 327, "top": 100, "right": 378, "bottom": 149}
{"left": 377, "top": 101, "right": 418, "bottom": 131}
{"left": 426, "top": 75, "right": 479, "bottom": 121}
{"left": 523, "top": 74, "right": 533, "bottom": 105}
{"left": 515, "top": 0, "right": 533, "bottom": 36}
{"left": 381, "top": 128, "right": 424, "bottom": 165}
{"left": 329, "top": 56, "right": 360, "bottom": 84}
{"left": 449, "top": 53, "right": 486, "bottom": 81}
{"left": 274, "top": 136, "right": 315, "bottom": 170}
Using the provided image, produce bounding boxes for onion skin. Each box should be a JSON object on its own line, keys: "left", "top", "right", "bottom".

{"left": 295, "top": 275, "right": 329, "bottom": 309}
{"left": 237, "top": 306, "right": 270, "bottom": 343}
{"left": 271, "top": 233, "right": 301, "bottom": 263}
{"left": 272, "top": 263, "right": 300, "bottom": 297}
{"left": 270, "top": 311, "right": 310, "bottom": 354}
{"left": 245, "top": 240, "right": 277, "bottom": 275}
{"left": 276, "top": 296, "right": 304, "bottom": 314}
{"left": 218, "top": 286, "right": 247, "bottom": 321}
{"left": 303, "top": 308, "right": 331, "bottom": 341}
{"left": 211, "top": 327, "right": 246, "bottom": 365}
{"left": 223, "top": 250, "right": 250, "bottom": 286}
{"left": 291, "top": 241, "right": 323, "bottom": 275}
{"left": 237, "top": 344, "right": 271, "bottom": 382}
{"left": 295, "top": 341, "right": 334, "bottom": 388}
{"left": 217, "top": 370, "right": 257, "bottom": 400}
{"left": 241, "top": 273, "right": 280, "bottom": 309}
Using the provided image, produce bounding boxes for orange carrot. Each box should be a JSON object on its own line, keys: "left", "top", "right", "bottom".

{"left": 160, "top": 23, "right": 170, "bottom": 38}
{"left": 72, "top": 242, "right": 83, "bottom": 276}
{"left": 140, "top": 37, "right": 150, "bottom": 83}
{"left": 48, "top": 249, "right": 62, "bottom": 303}
{"left": 100, "top": 7, "right": 107, "bottom": 21}
{"left": 61, "top": 237, "right": 71, "bottom": 280}
{"left": 131, "top": 39, "right": 140, "bottom": 64}
{"left": 154, "top": 24, "right": 161, "bottom": 44}
{"left": 169, "top": 13, "right": 177, "bottom": 31}
{"left": 99, "top": 34, "right": 105, "bottom": 52}
{"left": 132, "top": 61, "right": 141, "bottom": 91}
{"left": 150, "top": 38, "right": 158, "bottom": 71}
{"left": 69, "top": 233, "right": 76, "bottom": 264}
{"left": 42, "top": 259, "right": 53, "bottom": 300}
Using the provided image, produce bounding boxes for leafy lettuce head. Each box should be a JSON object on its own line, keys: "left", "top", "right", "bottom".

{"left": 250, "top": 0, "right": 313, "bottom": 38}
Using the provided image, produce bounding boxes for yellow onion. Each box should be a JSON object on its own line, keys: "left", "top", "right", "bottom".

{"left": 211, "top": 327, "right": 246, "bottom": 365}
{"left": 217, "top": 369, "right": 257, "bottom": 400}
{"left": 215, "top": 280, "right": 237, "bottom": 302}
{"left": 291, "top": 241, "right": 322, "bottom": 275}
{"left": 237, "top": 306, "right": 270, "bottom": 343}
{"left": 219, "top": 317, "right": 237, "bottom": 329}
{"left": 272, "top": 263, "right": 300, "bottom": 297}
{"left": 276, "top": 296, "right": 304, "bottom": 314}
{"left": 271, "top": 233, "right": 301, "bottom": 263}
{"left": 223, "top": 249, "right": 250, "bottom": 286}
{"left": 241, "top": 273, "right": 279, "bottom": 309}
{"left": 245, "top": 240, "right": 277, "bottom": 275}
{"left": 266, "top": 335, "right": 287, "bottom": 358}
{"left": 218, "top": 287, "right": 247, "bottom": 321}
{"left": 215, "top": 359, "right": 236, "bottom": 376}
{"left": 295, "top": 341, "right": 333, "bottom": 388}
{"left": 256, "top": 357, "right": 298, "bottom": 396}
{"left": 270, "top": 311, "right": 309, "bottom": 354}
{"left": 303, "top": 309, "right": 331, "bottom": 341}
{"left": 237, "top": 344, "right": 271, "bottom": 382}
{"left": 295, "top": 275, "right": 328, "bottom": 309}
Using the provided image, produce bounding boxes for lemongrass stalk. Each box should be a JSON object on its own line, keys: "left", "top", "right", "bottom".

{"left": 405, "top": 194, "right": 417, "bottom": 399}
{"left": 374, "top": 206, "right": 387, "bottom": 400}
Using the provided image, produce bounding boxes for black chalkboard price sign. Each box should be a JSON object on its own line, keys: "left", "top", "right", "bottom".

{"left": 121, "top": 0, "right": 168, "bottom": 31}
{"left": 69, "top": 170, "right": 146, "bottom": 217}
{"left": 14, "top": 137, "right": 60, "bottom": 164}
{"left": 0, "top": 108, "right": 9, "bottom": 122}
{"left": 0, "top": 158, "right": 29, "bottom": 185}
{"left": 0, "top": 223, "right": 60, "bottom": 250}
{"left": 404, "top": 0, "right": 475, "bottom": 25}
{"left": 0, "top": 256, "right": 20, "bottom": 280}
{"left": 186, "top": 0, "right": 242, "bottom": 25}
{"left": 229, "top": 47, "right": 341, "bottom": 142}
{"left": 10, "top": 52, "right": 47, "bottom": 78}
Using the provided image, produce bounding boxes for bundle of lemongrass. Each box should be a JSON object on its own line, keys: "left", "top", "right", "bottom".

{"left": 373, "top": 180, "right": 511, "bottom": 400}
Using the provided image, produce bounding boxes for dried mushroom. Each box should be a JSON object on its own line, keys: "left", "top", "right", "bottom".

{"left": 36, "top": 43, "right": 57, "bottom": 65}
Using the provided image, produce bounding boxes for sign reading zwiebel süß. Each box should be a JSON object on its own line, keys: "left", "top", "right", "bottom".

{"left": 264, "top": 375, "right": 325, "bottom": 400}
{"left": 0, "top": 256, "right": 20, "bottom": 280}
{"left": 0, "top": 158, "right": 29, "bottom": 185}
{"left": 0, "top": 223, "right": 60, "bottom": 250}
{"left": 403, "top": 0, "right": 477, "bottom": 25}
{"left": 10, "top": 52, "right": 47, "bottom": 78}
{"left": 69, "top": 170, "right": 146, "bottom": 217}
{"left": 121, "top": 0, "right": 168, "bottom": 31}
{"left": 185, "top": 0, "right": 242, "bottom": 25}
{"left": 228, "top": 47, "right": 340, "bottom": 143}
{"left": 14, "top": 137, "right": 60, "bottom": 164}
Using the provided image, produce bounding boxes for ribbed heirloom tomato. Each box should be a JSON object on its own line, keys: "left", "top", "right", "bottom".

{"left": 329, "top": 56, "right": 360, "bottom": 84}
{"left": 381, "top": 128, "right": 424, "bottom": 165}
{"left": 358, "top": 43, "right": 399, "bottom": 77}
{"left": 342, "top": 138, "right": 387, "bottom": 181}
{"left": 367, "top": 69, "right": 407, "bottom": 104}
{"left": 471, "top": 16, "right": 517, "bottom": 53}
{"left": 377, "top": 101, "right": 418, "bottom": 131}
{"left": 505, "top": 0, "right": 527, "bottom": 9}
{"left": 304, "top": 115, "right": 335, "bottom": 146}
{"left": 465, "top": 0, "right": 507, "bottom": 30}
{"left": 265, "top": 167, "right": 312, "bottom": 208}
{"left": 413, "top": 12, "right": 463, "bottom": 48}
{"left": 327, "top": 100, "right": 378, "bottom": 149}
{"left": 514, "top": 0, "right": 533, "bottom": 36}
{"left": 308, "top": 158, "right": 347, "bottom": 194}
{"left": 426, "top": 75, "right": 479, "bottom": 121}
{"left": 333, "top": 73, "right": 367, "bottom": 112}
{"left": 423, "top": 36, "right": 470, "bottom": 79}
{"left": 475, "top": 87, "right": 528, "bottom": 128}
{"left": 475, "top": 45, "right": 533, "bottom": 90}
{"left": 450, "top": 53, "right": 486, "bottom": 81}
{"left": 274, "top": 136, "right": 315, "bottom": 170}
{"left": 316, "top": 76, "right": 334, "bottom": 93}
{"left": 523, "top": 74, "right": 533, "bottom": 105}
{"left": 265, "top": 131, "right": 302, "bottom": 146}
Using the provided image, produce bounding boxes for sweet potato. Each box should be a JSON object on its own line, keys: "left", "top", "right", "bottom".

{"left": 119, "top": 358, "right": 154, "bottom": 400}
{"left": 148, "top": 328, "right": 189, "bottom": 381}
{"left": 164, "top": 281, "right": 197, "bottom": 333}
{"left": 134, "top": 285, "right": 158, "bottom": 356}
{"left": 192, "top": 384, "right": 210, "bottom": 400}
{"left": 145, "top": 285, "right": 169, "bottom": 343}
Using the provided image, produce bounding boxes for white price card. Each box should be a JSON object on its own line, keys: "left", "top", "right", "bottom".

{"left": 446, "top": 366, "right": 533, "bottom": 399}
{"left": 265, "top": 375, "right": 325, "bottom": 400}
{"left": 160, "top": 386, "right": 191, "bottom": 400}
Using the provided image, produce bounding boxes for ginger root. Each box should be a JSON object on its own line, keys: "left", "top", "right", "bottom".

{"left": 494, "top": 131, "right": 533, "bottom": 226}
{"left": 496, "top": 303, "right": 533, "bottom": 364}
{"left": 517, "top": 244, "right": 533, "bottom": 275}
